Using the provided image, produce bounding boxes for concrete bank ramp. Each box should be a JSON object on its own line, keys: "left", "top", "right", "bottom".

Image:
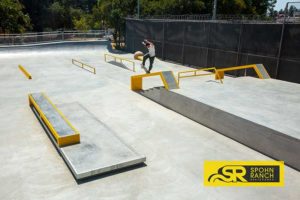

{"left": 31, "top": 97, "right": 146, "bottom": 180}
{"left": 139, "top": 87, "right": 300, "bottom": 171}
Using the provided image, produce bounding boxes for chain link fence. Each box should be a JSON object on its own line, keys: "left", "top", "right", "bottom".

{"left": 125, "top": 17, "right": 300, "bottom": 83}
{"left": 0, "top": 30, "right": 112, "bottom": 46}
{"left": 127, "top": 14, "right": 286, "bottom": 24}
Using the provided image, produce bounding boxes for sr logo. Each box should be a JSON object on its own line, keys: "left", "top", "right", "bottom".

{"left": 208, "top": 165, "right": 247, "bottom": 183}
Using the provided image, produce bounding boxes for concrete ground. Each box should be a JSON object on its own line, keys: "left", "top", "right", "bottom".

{"left": 176, "top": 75, "right": 300, "bottom": 140}
{"left": 0, "top": 42, "right": 299, "bottom": 200}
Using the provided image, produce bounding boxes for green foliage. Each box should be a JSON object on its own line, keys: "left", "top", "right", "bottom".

{"left": 139, "top": 0, "right": 274, "bottom": 16}
{"left": 2, "top": 0, "right": 281, "bottom": 33}
{"left": 141, "top": 0, "right": 206, "bottom": 15}
{"left": 0, "top": 0, "right": 32, "bottom": 33}
{"left": 21, "top": 0, "right": 52, "bottom": 31}
{"left": 268, "top": 0, "right": 277, "bottom": 17}
{"left": 48, "top": 1, "right": 65, "bottom": 29}
{"left": 288, "top": 5, "right": 299, "bottom": 17}
{"left": 94, "top": 0, "right": 136, "bottom": 47}
{"left": 73, "top": 15, "right": 91, "bottom": 31}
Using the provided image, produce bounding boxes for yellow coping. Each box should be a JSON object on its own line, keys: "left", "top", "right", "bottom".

{"left": 72, "top": 59, "right": 96, "bottom": 74}
{"left": 18, "top": 65, "right": 32, "bottom": 79}
{"left": 215, "top": 64, "right": 268, "bottom": 80}
{"left": 29, "top": 93, "right": 80, "bottom": 147}
{"left": 131, "top": 71, "right": 178, "bottom": 91}
{"left": 177, "top": 67, "right": 223, "bottom": 85}
{"left": 104, "top": 53, "right": 136, "bottom": 72}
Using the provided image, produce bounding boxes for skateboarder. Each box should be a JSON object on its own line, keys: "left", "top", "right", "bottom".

{"left": 141, "top": 39, "right": 155, "bottom": 73}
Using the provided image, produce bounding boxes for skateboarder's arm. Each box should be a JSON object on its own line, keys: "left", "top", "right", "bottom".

{"left": 144, "top": 39, "right": 154, "bottom": 46}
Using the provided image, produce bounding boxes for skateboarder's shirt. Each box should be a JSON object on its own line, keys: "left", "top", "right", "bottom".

{"left": 148, "top": 45, "right": 155, "bottom": 57}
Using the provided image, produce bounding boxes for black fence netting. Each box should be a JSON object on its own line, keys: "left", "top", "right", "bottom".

{"left": 125, "top": 19, "right": 300, "bottom": 83}
{"left": 281, "top": 24, "right": 300, "bottom": 62}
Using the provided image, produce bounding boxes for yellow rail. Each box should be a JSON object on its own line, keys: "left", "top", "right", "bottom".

{"left": 29, "top": 93, "right": 80, "bottom": 147}
{"left": 104, "top": 53, "right": 136, "bottom": 72}
{"left": 177, "top": 67, "right": 223, "bottom": 85}
{"left": 72, "top": 59, "right": 96, "bottom": 74}
{"left": 18, "top": 65, "right": 32, "bottom": 79}
{"left": 215, "top": 64, "right": 270, "bottom": 80}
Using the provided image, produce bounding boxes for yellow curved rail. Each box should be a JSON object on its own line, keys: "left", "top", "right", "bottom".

{"left": 178, "top": 67, "right": 223, "bottom": 85}
{"left": 215, "top": 64, "right": 270, "bottom": 80}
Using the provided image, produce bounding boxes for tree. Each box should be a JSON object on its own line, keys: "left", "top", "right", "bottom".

{"left": 140, "top": 0, "right": 206, "bottom": 15}
{"left": 268, "top": 0, "right": 277, "bottom": 17}
{"left": 21, "top": 0, "right": 52, "bottom": 31}
{"left": 48, "top": 1, "right": 65, "bottom": 30}
{"left": 0, "top": 0, "right": 31, "bottom": 33}
{"left": 278, "top": 9, "right": 284, "bottom": 14}
{"left": 95, "top": 0, "right": 136, "bottom": 47}
{"left": 138, "top": 0, "right": 274, "bottom": 16}
{"left": 73, "top": 15, "right": 91, "bottom": 31}
{"left": 288, "top": 5, "right": 298, "bottom": 17}
{"left": 2, "top": 0, "right": 279, "bottom": 34}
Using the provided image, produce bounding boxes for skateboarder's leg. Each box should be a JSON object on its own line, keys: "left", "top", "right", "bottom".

{"left": 142, "top": 53, "right": 150, "bottom": 66}
{"left": 148, "top": 56, "right": 155, "bottom": 73}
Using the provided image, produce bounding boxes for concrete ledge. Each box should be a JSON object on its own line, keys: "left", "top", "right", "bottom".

{"left": 140, "top": 87, "right": 300, "bottom": 171}
{"left": 31, "top": 101, "right": 146, "bottom": 180}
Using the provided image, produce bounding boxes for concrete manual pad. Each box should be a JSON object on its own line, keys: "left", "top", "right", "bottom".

{"left": 34, "top": 102, "right": 146, "bottom": 180}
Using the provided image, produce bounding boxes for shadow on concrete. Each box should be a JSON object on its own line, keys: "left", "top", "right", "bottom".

{"left": 76, "top": 163, "right": 147, "bottom": 184}
{"left": 107, "top": 60, "right": 134, "bottom": 72}
{"left": 205, "top": 80, "right": 223, "bottom": 84}
{"left": 106, "top": 43, "right": 128, "bottom": 55}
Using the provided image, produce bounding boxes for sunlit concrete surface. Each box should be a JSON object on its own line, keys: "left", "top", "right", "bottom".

{"left": 0, "top": 41, "right": 299, "bottom": 200}
{"left": 177, "top": 75, "right": 300, "bottom": 140}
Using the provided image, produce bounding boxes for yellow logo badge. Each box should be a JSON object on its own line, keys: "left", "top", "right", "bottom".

{"left": 204, "top": 161, "right": 284, "bottom": 186}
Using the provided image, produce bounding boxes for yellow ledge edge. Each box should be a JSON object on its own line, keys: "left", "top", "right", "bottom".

{"left": 29, "top": 93, "right": 80, "bottom": 147}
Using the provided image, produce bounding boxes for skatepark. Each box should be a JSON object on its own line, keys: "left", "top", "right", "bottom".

{"left": 0, "top": 39, "right": 299, "bottom": 199}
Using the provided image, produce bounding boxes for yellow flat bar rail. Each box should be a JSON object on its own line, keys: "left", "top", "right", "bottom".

{"left": 72, "top": 59, "right": 96, "bottom": 74}
{"left": 215, "top": 64, "right": 270, "bottom": 80}
{"left": 131, "top": 71, "right": 179, "bottom": 91}
{"left": 29, "top": 93, "right": 80, "bottom": 147}
{"left": 104, "top": 53, "right": 136, "bottom": 72}
{"left": 177, "top": 67, "right": 223, "bottom": 85}
{"left": 18, "top": 65, "right": 32, "bottom": 79}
